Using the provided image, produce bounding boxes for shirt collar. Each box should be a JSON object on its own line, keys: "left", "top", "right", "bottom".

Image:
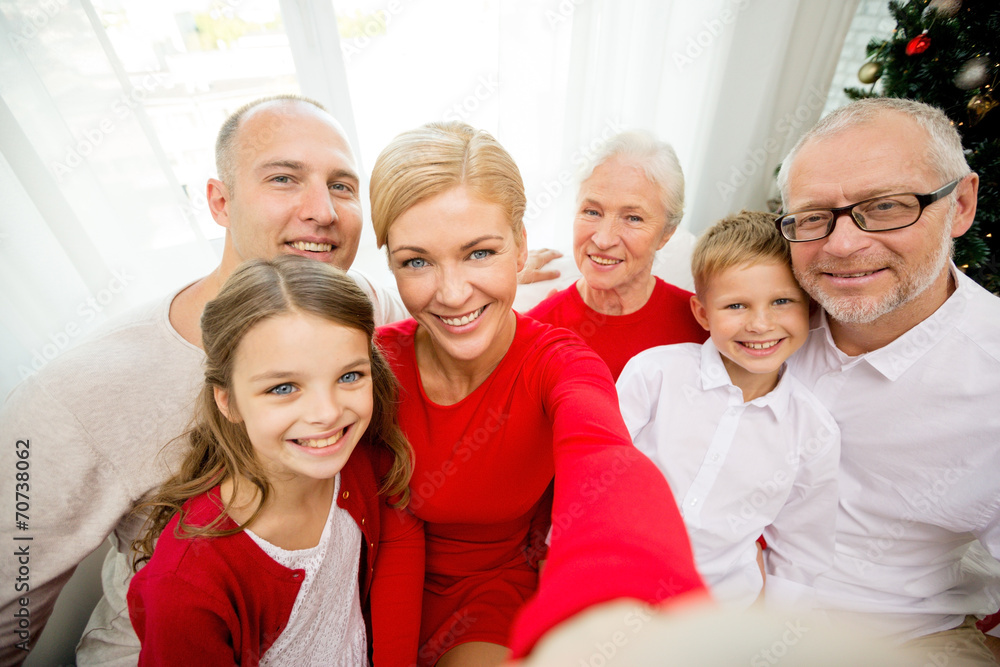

{"left": 813, "top": 263, "right": 968, "bottom": 380}
{"left": 698, "top": 339, "right": 792, "bottom": 418}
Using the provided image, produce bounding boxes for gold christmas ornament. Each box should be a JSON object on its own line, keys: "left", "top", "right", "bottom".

{"left": 923, "top": 0, "right": 962, "bottom": 19}
{"left": 858, "top": 61, "right": 883, "bottom": 84}
{"left": 954, "top": 57, "right": 991, "bottom": 90}
{"left": 967, "top": 93, "right": 997, "bottom": 126}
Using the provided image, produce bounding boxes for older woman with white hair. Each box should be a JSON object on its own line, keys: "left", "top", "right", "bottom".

{"left": 527, "top": 131, "right": 706, "bottom": 380}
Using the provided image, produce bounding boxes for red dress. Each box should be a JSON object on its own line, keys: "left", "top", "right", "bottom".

{"left": 377, "top": 314, "right": 704, "bottom": 664}
{"left": 526, "top": 277, "right": 707, "bottom": 380}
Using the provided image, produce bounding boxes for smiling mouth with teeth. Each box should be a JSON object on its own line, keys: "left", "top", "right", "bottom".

{"left": 290, "top": 241, "right": 335, "bottom": 253}
{"left": 740, "top": 340, "right": 781, "bottom": 350}
{"left": 831, "top": 270, "right": 878, "bottom": 278}
{"left": 589, "top": 255, "right": 622, "bottom": 266}
{"left": 439, "top": 306, "right": 485, "bottom": 327}
{"left": 294, "top": 427, "right": 347, "bottom": 448}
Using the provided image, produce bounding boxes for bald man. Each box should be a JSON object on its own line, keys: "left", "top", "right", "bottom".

{"left": 0, "top": 96, "right": 408, "bottom": 666}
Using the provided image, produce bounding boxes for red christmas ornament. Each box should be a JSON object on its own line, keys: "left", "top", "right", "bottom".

{"left": 906, "top": 32, "right": 931, "bottom": 55}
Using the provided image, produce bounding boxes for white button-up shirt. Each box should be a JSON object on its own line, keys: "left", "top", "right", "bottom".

{"left": 788, "top": 264, "right": 1000, "bottom": 641}
{"left": 618, "top": 340, "right": 840, "bottom": 609}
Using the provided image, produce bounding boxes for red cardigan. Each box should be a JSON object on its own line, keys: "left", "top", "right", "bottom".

{"left": 127, "top": 440, "right": 423, "bottom": 666}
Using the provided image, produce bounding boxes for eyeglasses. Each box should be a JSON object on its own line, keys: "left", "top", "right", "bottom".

{"left": 775, "top": 179, "right": 961, "bottom": 242}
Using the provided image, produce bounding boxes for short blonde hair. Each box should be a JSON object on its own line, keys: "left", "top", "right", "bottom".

{"left": 692, "top": 210, "right": 789, "bottom": 296}
{"left": 369, "top": 121, "right": 525, "bottom": 249}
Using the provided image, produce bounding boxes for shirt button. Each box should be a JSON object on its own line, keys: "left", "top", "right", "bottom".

{"left": 711, "top": 454, "right": 719, "bottom": 461}
{"left": 342, "top": 491, "right": 349, "bottom": 499}
{"left": 361, "top": 517, "right": 366, "bottom": 525}
{"left": 370, "top": 542, "right": 374, "bottom": 549}
{"left": 690, "top": 498, "right": 698, "bottom": 506}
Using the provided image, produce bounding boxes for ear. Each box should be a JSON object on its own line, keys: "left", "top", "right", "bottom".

{"left": 516, "top": 227, "right": 529, "bottom": 273}
{"left": 214, "top": 386, "right": 241, "bottom": 423}
{"left": 949, "top": 172, "right": 978, "bottom": 239}
{"left": 656, "top": 224, "right": 676, "bottom": 251}
{"left": 207, "top": 178, "right": 233, "bottom": 230}
{"left": 690, "top": 294, "right": 711, "bottom": 332}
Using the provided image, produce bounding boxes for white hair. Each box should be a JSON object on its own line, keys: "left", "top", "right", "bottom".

{"left": 579, "top": 130, "right": 685, "bottom": 230}
{"left": 777, "top": 97, "right": 971, "bottom": 207}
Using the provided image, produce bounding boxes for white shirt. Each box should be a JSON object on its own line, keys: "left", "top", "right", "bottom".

{"left": 617, "top": 340, "right": 840, "bottom": 609}
{"left": 247, "top": 475, "right": 367, "bottom": 667}
{"left": 788, "top": 264, "right": 1000, "bottom": 641}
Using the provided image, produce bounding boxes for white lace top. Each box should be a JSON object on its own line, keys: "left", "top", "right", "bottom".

{"left": 246, "top": 475, "right": 368, "bottom": 666}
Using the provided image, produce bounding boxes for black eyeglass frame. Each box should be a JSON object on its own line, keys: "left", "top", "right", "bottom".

{"left": 775, "top": 178, "right": 962, "bottom": 243}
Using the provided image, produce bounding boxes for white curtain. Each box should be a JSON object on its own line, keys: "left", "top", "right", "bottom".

{"left": 0, "top": 0, "right": 859, "bottom": 398}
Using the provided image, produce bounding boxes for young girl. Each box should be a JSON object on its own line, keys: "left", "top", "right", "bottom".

{"left": 127, "top": 256, "right": 423, "bottom": 666}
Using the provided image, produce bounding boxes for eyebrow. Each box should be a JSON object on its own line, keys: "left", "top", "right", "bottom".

{"left": 247, "top": 358, "right": 371, "bottom": 383}
{"left": 256, "top": 160, "right": 359, "bottom": 182}
{"left": 390, "top": 235, "right": 505, "bottom": 255}
{"left": 793, "top": 185, "right": 917, "bottom": 210}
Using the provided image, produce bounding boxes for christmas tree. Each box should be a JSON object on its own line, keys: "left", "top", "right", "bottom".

{"left": 846, "top": 0, "right": 999, "bottom": 294}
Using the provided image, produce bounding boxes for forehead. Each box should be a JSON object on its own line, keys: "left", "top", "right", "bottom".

{"left": 388, "top": 186, "right": 515, "bottom": 246}
{"left": 234, "top": 103, "right": 356, "bottom": 172}
{"left": 579, "top": 157, "right": 664, "bottom": 207}
{"left": 786, "top": 114, "right": 935, "bottom": 207}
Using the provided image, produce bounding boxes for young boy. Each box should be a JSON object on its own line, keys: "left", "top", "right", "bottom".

{"left": 617, "top": 210, "right": 840, "bottom": 610}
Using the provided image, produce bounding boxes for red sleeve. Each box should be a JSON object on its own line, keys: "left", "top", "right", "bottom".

{"left": 369, "top": 497, "right": 425, "bottom": 666}
{"left": 129, "top": 573, "right": 240, "bottom": 667}
{"left": 507, "top": 336, "right": 706, "bottom": 658}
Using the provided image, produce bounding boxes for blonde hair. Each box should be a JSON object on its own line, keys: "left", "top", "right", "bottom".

{"left": 692, "top": 210, "right": 790, "bottom": 296}
{"left": 131, "top": 256, "right": 412, "bottom": 568}
{"left": 369, "top": 121, "right": 525, "bottom": 249}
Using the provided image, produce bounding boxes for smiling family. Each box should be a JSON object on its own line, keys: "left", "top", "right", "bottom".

{"left": 1, "top": 93, "right": 998, "bottom": 666}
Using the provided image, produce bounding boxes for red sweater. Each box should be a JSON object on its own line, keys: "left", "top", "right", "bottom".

{"left": 127, "top": 441, "right": 423, "bottom": 666}
{"left": 377, "top": 314, "right": 704, "bottom": 661}
{"left": 526, "top": 277, "right": 707, "bottom": 380}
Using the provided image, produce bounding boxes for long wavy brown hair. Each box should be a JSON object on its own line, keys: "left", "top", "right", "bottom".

{"left": 131, "top": 256, "right": 412, "bottom": 569}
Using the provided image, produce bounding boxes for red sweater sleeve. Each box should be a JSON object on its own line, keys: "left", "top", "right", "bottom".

{"left": 370, "top": 500, "right": 425, "bottom": 666}
{"left": 507, "top": 334, "right": 706, "bottom": 658}
{"left": 131, "top": 572, "right": 242, "bottom": 667}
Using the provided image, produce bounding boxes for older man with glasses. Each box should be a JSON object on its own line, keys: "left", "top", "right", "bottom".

{"left": 775, "top": 97, "right": 1000, "bottom": 665}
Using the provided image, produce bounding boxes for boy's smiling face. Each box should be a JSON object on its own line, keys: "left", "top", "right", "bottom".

{"left": 691, "top": 261, "right": 810, "bottom": 401}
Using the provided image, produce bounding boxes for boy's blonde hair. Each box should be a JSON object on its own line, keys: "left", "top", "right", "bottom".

{"left": 692, "top": 210, "right": 789, "bottom": 296}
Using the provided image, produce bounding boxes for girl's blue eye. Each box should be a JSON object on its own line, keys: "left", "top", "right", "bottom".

{"left": 470, "top": 249, "right": 493, "bottom": 260}
{"left": 774, "top": 298, "right": 792, "bottom": 305}
{"left": 339, "top": 371, "right": 362, "bottom": 384}
{"left": 269, "top": 383, "right": 295, "bottom": 395}
{"left": 403, "top": 257, "right": 427, "bottom": 269}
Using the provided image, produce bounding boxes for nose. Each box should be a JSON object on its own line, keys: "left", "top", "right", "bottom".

{"left": 299, "top": 180, "right": 337, "bottom": 227}
{"left": 306, "top": 387, "right": 342, "bottom": 426}
{"left": 745, "top": 307, "right": 774, "bottom": 334}
{"left": 821, "top": 210, "right": 872, "bottom": 257}
{"left": 591, "top": 216, "right": 619, "bottom": 249}
{"left": 436, "top": 263, "right": 473, "bottom": 308}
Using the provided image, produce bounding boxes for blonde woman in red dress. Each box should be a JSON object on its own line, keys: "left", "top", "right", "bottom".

{"left": 370, "top": 122, "right": 705, "bottom": 666}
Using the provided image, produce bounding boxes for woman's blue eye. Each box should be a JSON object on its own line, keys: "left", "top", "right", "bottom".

{"left": 340, "top": 371, "right": 362, "bottom": 384}
{"left": 268, "top": 383, "right": 295, "bottom": 395}
{"left": 403, "top": 257, "right": 427, "bottom": 269}
{"left": 470, "top": 249, "right": 493, "bottom": 260}
{"left": 626, "top": 215, "right": 642, "bottom": 223}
